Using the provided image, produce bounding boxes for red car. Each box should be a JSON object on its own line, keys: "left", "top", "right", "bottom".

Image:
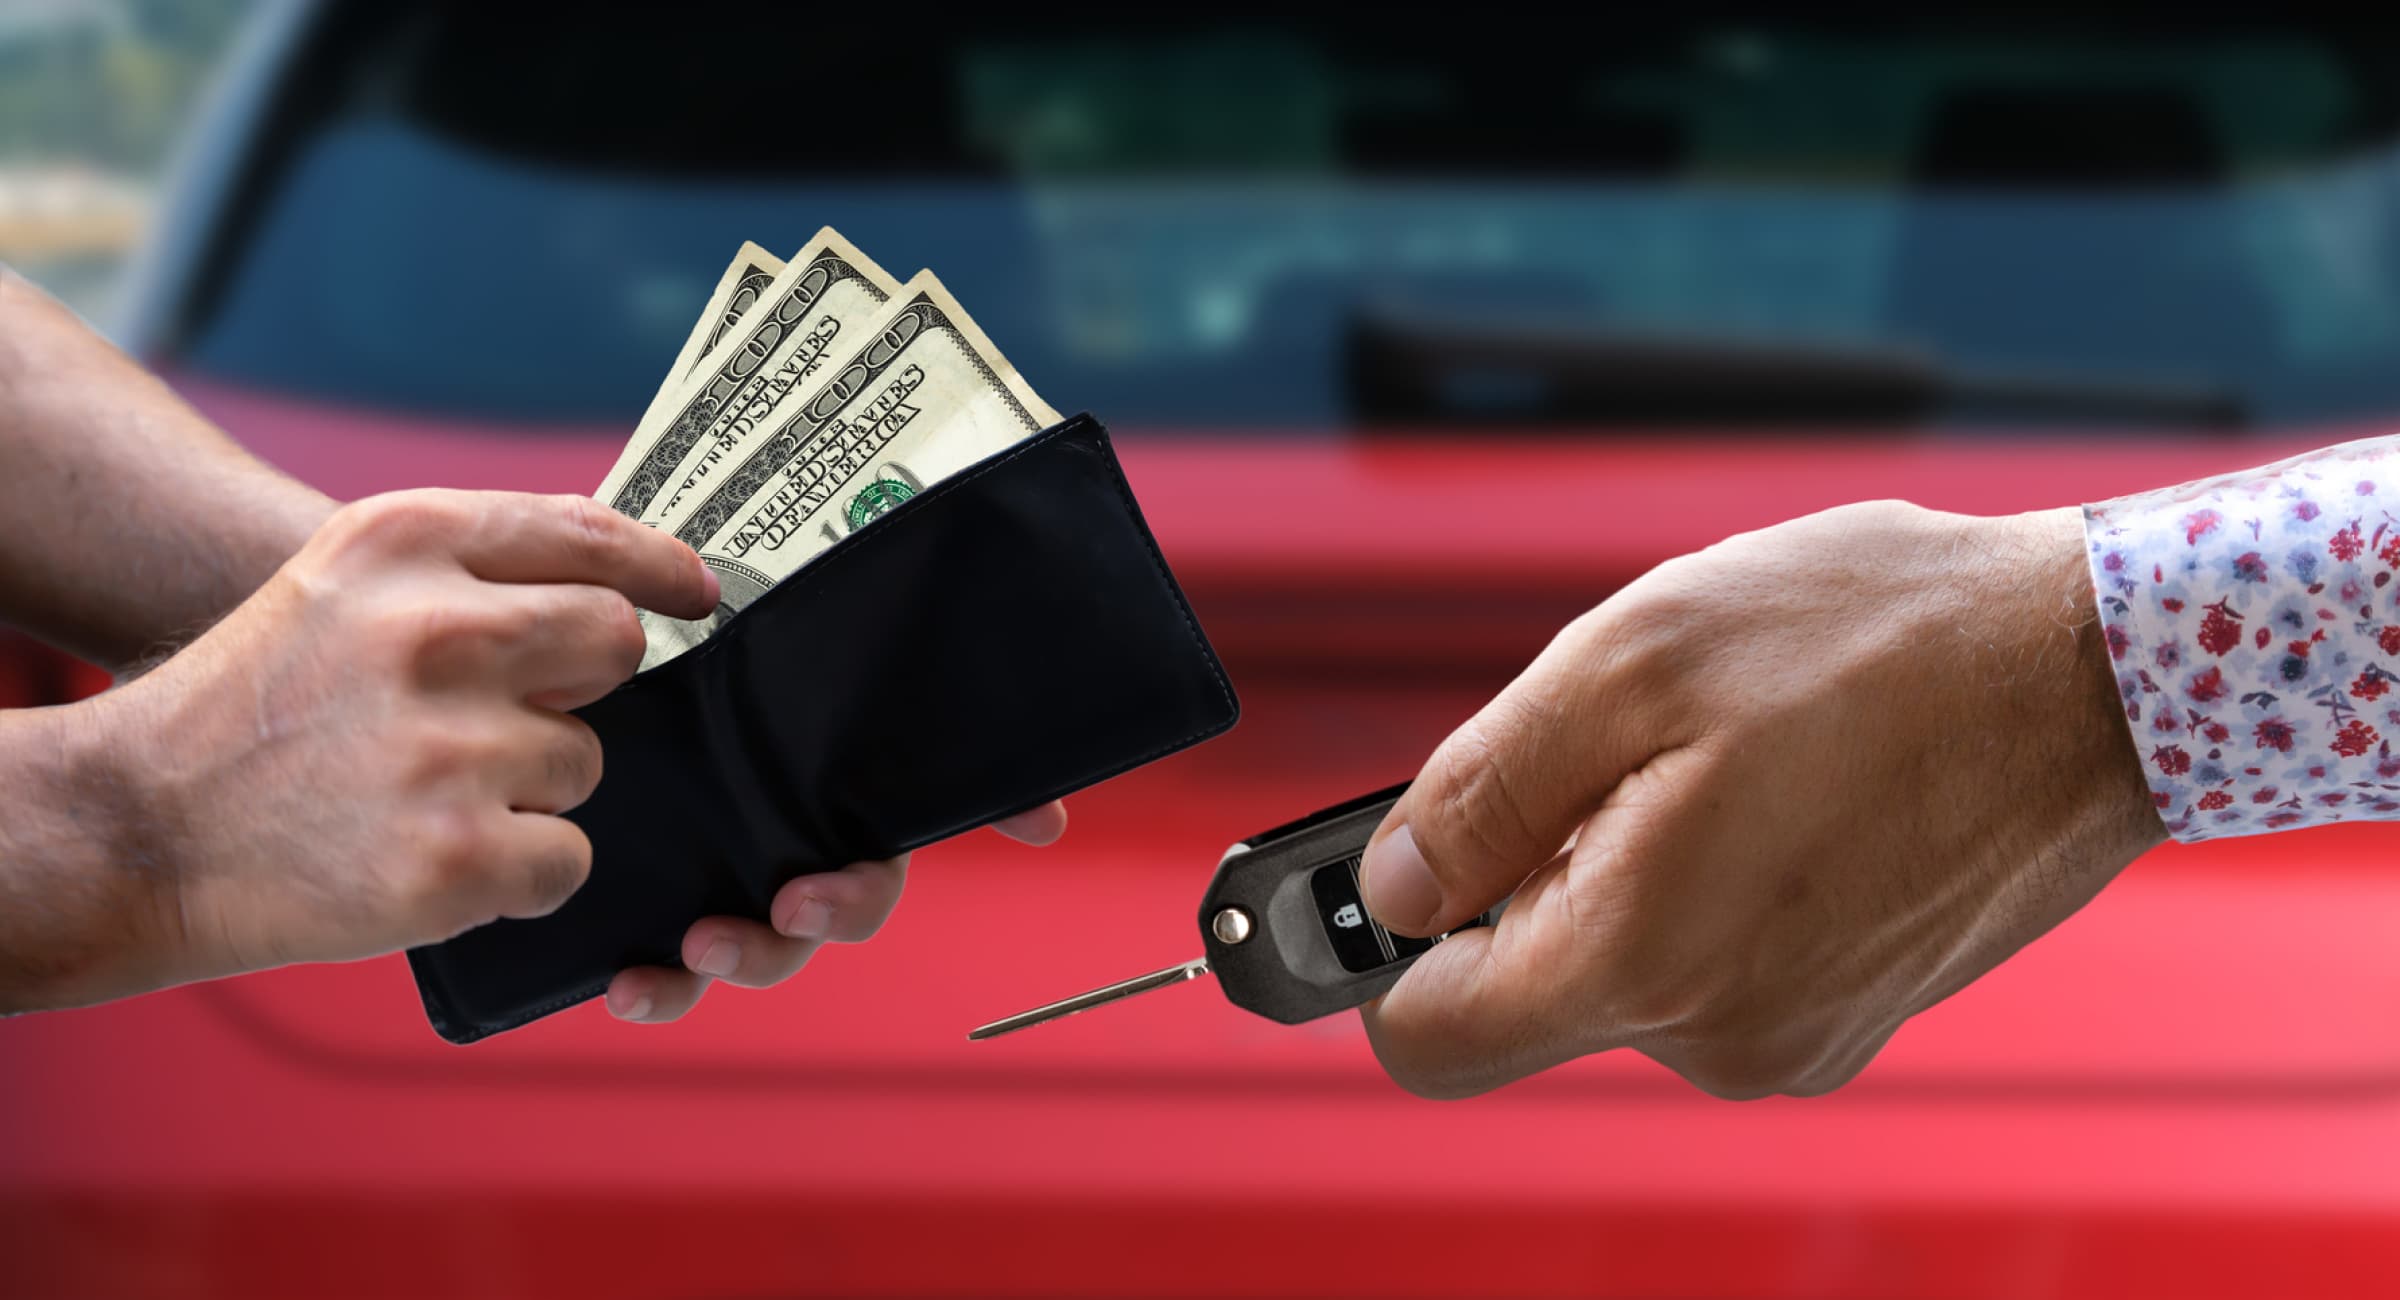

{"left": 9, "top": 9, "right": 2400, "bottom": 1297}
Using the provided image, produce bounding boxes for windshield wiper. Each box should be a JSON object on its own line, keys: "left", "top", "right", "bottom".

{"left": 1345, "top": 310, "right": 2247, "bottom": 429}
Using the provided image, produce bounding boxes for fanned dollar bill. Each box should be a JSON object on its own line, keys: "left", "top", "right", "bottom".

{"left": 599, "top": 230, "right": 1063, "bottom": 671}
{"left": 635, "top": 270, "right": 1062, "bottom": 667}
{"left": 631, "top": 240, "right": 786, "bottom": 437}
{"left": 596, "top": 228, "right": 902, "bottom": 524}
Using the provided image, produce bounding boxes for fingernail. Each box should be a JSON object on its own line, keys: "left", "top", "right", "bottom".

{"left": 618, "top": 993, "right": 653, "bottom": 1022}
{"left": 698, "top": 560, "right": 722, "bottom": 605}
{"left": 779, "top": 896, "right": 832, "bottom": 940}
{"left": 1362, "top": 824, "right": 1442, "bottom": 933}
{"left": 696, "top": 939, "right": 740, "bottom": 978}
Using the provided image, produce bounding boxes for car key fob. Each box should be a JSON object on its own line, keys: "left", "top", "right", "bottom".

{"left": 969, "top": 781, "right": 1496, "bottom": 1039}
{"left": 1200, "top": 781, "right": 1494, "bottom": 1024}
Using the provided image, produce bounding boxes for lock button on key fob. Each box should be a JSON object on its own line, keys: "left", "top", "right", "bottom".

{"left": 1309, "top": 856, "right": 1438, "bottom": 973}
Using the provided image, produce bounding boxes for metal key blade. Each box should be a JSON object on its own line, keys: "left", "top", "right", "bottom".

{"left": 967, "top": 957, "right": 1211, "bottom": 1041}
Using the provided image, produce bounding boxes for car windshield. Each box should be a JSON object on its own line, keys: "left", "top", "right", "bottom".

{"left": 175, "top": 12, "right": 2400, "bottom": 432}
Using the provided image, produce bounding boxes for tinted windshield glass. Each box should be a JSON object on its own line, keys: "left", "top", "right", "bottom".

{"left": 178, "top": 12, "right": 2400, "bottom": 431}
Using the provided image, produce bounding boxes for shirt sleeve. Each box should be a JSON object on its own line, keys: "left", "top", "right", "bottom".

{"left": 2083, "top": 435, "right": 2400, "bottom": 841}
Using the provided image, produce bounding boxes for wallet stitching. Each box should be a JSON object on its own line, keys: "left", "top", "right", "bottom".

{"left": 423, "top": 415, "right": 1238, "bottom": 1043}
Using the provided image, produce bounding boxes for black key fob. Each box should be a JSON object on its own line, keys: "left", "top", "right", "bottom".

{"left": 969, "top": 782, "right": 1498, "bottom": 1041}
{"left": 1200, "top": 782, "right": 1494, "bottom": 1024}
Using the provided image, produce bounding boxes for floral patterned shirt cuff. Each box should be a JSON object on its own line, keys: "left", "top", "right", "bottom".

{"left": 2083, "top": 436, "right": 2400, "bottom": 842}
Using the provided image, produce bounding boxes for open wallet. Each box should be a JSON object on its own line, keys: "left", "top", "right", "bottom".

{"left": 405, "top": 412, "right": 1239, "bottom": 1043}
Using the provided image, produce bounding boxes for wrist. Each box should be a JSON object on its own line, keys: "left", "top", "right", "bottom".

{"left": 125, "top": 481, "right": 333, "bottom": 677}
{"left": 1987, "top": 505, "right": 2169, "bottom": 855}
{"left": 251, "top": 488, "right": 338, "bottom": 583}
{"left": 0, "top": 693, "right": 198, "bottom": 1011}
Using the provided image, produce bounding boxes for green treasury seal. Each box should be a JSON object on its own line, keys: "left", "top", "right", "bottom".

{"left": 845, "top": 476, "right": 917, "bottom": 530}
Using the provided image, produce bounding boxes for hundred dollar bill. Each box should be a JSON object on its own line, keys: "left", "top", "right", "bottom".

{"left": 595, "top": 227, "right": 899, "bottom": 523}
{"left": 631, "top": 240, "right": 785, "bottom": 437}
{"left": 638, "top": 272, "right": 1062, "bottom": 667}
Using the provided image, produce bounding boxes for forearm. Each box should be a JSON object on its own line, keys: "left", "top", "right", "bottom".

{"left": 2084, "top": 433, "right": 2400, "bottom": 839}
{"left": 0, "top": 267, "right": 333, "bottom": 672}
{"left": 0, "top": 696, "right": 179, "bottom": 1013}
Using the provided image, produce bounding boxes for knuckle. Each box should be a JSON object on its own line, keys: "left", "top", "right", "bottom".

{"left": 1786, "top": 1028, "right": 1896, "bottom": 1098}
{"left": 410, "top": 804, "right": 492, "bottom": 901}
{"left": 1689, "top": 1076, "right": 1779, "bottom": 1103}
{"left": 1781, "top": 1061, "right": 1868, "bottom": 1099}
{"left": 334, "top": 490, "right": 463, "bottom": 555}
{"left": 1681, "top": 1041, "right": 1816, "bottom": 1102}
{"left": 386, "top": 601, "right": 503, "bottom": 676}
{"left": 1574, "top": 593, "right": 1720, "bottom": 731}
{"left": 1599, "top": 942, "right": 1754, "bottom": 1042}
{"left": 549, "top": 720, "right": 605, "bottom": 805}
{"left": 1602, "top": 966, "right": 1703, "bottom": 1033}
{"left": 404, "top": 722, "right": 482, "bottom": 784}
{"left": 1422, "top": 713, "right": 1543, "bottom": 868}
{"left": 586, "top": 589, "right": 645, "bottom": 671}
{"left": 1830, "top": 497, "right": 1922, "bottom": 528}
{"left": 1586, "top": 589, "right": 1694, "bottom": 683}
{"left": 518, "top": 828, "right": 593, "bottom": 915}
{"left": 1384, "top": 1062, "right": 1475, "bottom": 1102}
{"left": 555, "top": 494, "right": 628, "bottom": 565}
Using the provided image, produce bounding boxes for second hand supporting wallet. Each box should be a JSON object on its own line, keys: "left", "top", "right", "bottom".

{"left": 406, "top": 412, "right": 1239, "bottom": 1044}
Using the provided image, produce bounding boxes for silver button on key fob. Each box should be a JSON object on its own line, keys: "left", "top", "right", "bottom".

{"left": 969, "top": 782, "right": 1496, "bottom": 1039}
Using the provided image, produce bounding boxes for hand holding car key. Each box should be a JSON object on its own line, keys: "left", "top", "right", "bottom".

{"left": 971, "top": 783, "right": 1496, "bottom": 1039}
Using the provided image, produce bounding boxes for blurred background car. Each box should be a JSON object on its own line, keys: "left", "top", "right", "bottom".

{"left": 8, "top": 4, "right": 2400, "bottom": 1297}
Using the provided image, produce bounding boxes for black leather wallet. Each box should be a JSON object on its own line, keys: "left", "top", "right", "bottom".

{"left": 406, "top": 413, "right": 1239, "bottom": 1043}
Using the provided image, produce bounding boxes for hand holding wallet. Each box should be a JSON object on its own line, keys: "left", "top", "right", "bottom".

{"left": 407, "top": 232, "right": 1239, "bottom": 1042}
